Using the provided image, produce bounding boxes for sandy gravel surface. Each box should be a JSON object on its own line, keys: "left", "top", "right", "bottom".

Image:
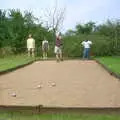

{"left": 0, "top": 60, "right": 120, "bottom": 107}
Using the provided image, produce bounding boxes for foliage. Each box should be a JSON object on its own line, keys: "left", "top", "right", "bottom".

{"left": 75, "top": 21, "right": 96, "bottom": 35}
{"left": 0, "top": 9, "right": 120, "bottom": 57}
{"left": 64, "top": 19, "right": 120, "bottom": 57}
{"left": 0, "top": 111, "right": 120, "bottom": 120}
{"left": 63, "top": 34, "right": 111, "bottom": 57}
{"left": 0, "top": 9, "right": 54, "bottom": 56}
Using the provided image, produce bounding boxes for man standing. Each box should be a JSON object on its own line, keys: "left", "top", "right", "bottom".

{"left": 54, "top": 33, "right": 63, "bottom": 62}
{"left": 81, "top": 40, "right": 92, "bottom": 59}
{"left": 27, "top": 34, "right": 35, "bottom": 57}
{"left": 42, "top": 38, "right": 49, "bottom": 60}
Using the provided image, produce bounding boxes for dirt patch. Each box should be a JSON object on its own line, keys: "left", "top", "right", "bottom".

{"left": 0, "top": 60, "right": 120, "bottom": 107}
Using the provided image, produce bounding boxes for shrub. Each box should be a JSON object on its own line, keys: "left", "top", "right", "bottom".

{"left": 0, "top": 46, "right": 14, "bottom": 57}
{"left": 63, "top": 34, "right": 112, "bottom": 57}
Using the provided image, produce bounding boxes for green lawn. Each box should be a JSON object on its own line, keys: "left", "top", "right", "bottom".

{"left": 0, "top": 112, "right": 120, "bottom": 120}
{"left": 96, "top": 56, "right": 120, "bottom": 75}
{"left": 0, "top": 55, "right": 35, "bottom": 72}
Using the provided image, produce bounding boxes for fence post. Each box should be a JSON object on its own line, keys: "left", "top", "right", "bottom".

{"left": 36, "top": 105, "right": 43, "bottom": 113}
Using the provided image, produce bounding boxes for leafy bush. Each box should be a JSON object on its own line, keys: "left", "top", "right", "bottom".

{"left": 0, "top": 46, "right": 14, "bottom": 57}
{"left": 63, "top": 34, "right": 113, "bottom": 57}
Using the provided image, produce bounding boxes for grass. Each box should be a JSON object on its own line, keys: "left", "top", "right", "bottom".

{"left": 0, "top": 112, "right": 120, "bottom": 120}
{"left": 0, "top": 54, "right": 35, "bottom": 72}
{"left": 96, "top": 56, "right": 120, "bottom": 75}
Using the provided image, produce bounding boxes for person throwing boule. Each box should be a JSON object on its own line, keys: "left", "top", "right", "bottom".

{"left": 54, "top": 33, "right": 63, "bottom": 62}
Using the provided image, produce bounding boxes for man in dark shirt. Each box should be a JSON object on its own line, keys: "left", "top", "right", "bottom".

{"left": 54, "top": 33, "right": 63, "bottom": 62}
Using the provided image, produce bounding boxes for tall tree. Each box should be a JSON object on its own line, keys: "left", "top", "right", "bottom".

{"left": 43, "top": 0, "right": 66, "bottom": 41}
{"left": 0, "top": 10, "right": 7, "bottom": 47}
{"left": 75, "top": 21, "right": 96, "bottom": 35}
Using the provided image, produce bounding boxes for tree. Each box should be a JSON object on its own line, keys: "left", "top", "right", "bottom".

{"left": 95, "top": 19, "right": 120, "bottom": 54}
{"left": 43, "top": 1, "right": 66, "bottom": 40}
{"left": 75, "top": 21, "right": 96, "bottom": 35}
{"left": 0, "top": 10, "right": 7, "bottom": 47}
{"left": 65, "top": 29, "right": 76, "bottom": 36}
{"left": 7, "top": 9, "right": 25, "bottom": 52}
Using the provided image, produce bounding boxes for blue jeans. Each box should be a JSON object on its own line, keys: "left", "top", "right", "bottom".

{"left": 83, "top": 48, "right": 90, "bottom": 59}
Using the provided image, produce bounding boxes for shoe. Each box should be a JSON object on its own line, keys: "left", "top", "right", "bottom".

{"left": 56, "top": 59, "right": 60, "bottom": 62}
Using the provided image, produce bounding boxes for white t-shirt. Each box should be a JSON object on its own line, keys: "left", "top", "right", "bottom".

{"left": 82, "top": 40, "right": 92, "bottom": 48}
{"left": 42, "top": 40, "right": 48, "bottom": 46}
{"left": 27, "top": 38, "right": 35, "bottom": 49}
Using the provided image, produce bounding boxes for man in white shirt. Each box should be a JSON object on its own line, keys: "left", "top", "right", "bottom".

{"left": 81, "top": 40, "right": 92, "bottom": 59}
{"left": 42, "top": 39, "right": 49, "bottom": 59}
{"left": 27, "top": 34, "right": 35, "bottom": 57}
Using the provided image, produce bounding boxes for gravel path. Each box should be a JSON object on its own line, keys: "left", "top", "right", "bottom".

{"left": 0, "top": 60, "right": 120, "bottom": 107}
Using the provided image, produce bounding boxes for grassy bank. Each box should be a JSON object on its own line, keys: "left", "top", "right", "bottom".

{"left": 96, "top": 56, "right": 120, "bottom": 75}
{"left": 0, "top": 55, "right": 35, "bottom": 72}
{"left": 0, "top": 112, "right": 120, "bottom": 120}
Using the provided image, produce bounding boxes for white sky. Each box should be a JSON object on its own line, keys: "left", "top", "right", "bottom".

{"left": 1, "top": 0, "right": 120, "bottom": 32}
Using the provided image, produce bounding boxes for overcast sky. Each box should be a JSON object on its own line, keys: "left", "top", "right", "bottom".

{"left": 0, "top": 0, "right": 120, "bottom": 32}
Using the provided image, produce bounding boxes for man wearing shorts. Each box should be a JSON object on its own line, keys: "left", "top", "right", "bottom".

{"left": 54, "top": 34, "right": 63, "bottom": 62}
{"left": 27, "top": 34, "right": 35, "bottom": 57}
{"left": 42, "top": 39, "right": 49, "bottom": 59}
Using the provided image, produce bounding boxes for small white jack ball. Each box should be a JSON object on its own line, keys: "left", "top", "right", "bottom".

{"left": 51, "top": 82, "right": 56, "bottom": 87}
{"left": 37, "top": 85, "right": 42, "bottom": 88}
{"left": 11, "top": 93, "right": 16, "bottom": 97}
